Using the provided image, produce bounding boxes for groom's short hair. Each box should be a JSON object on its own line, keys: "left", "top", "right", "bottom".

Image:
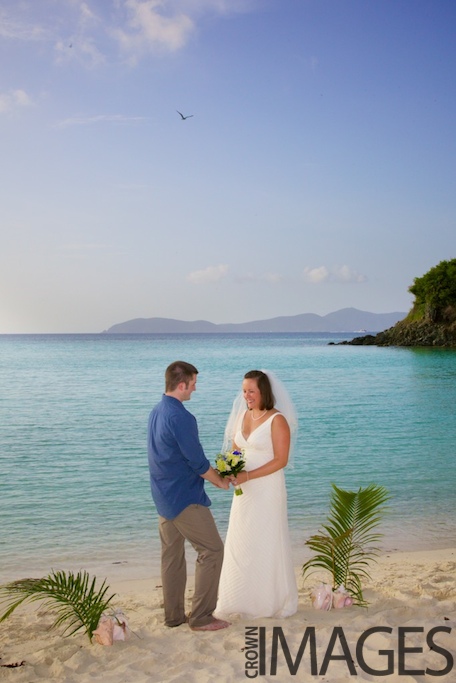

{"left": 244, "top": 370, "right": 275, "bottom": 410}
{"left": 165, "top": 361, "right": 198, "bottom": 392}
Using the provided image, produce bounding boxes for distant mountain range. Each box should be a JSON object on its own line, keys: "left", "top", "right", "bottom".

{"left": 104, "top": 308, "right": 406, "bottom": 334}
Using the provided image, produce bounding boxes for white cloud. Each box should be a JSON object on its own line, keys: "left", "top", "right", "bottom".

{"left": 333, "top": 265, "right": 367, "bottom": 283}
{"left": 0, "top": 89, "right": 33, "bottom": 114}
{"left": 54, "top": 37, "right": 106, "bottom": 68}
{"left": 0, "top": 13, "right": 48, "bottom": 41}
{"left": 1, "top": 0, "right": 257, "bottom": 70}
{"left": 55, "top": 114, "right": 147, "bottom": 128}
{"left": 79, "top": 2, "right": 98, "bottom": 26}
{"left": 112, "top": 0, "right": 195, "bottom": 58}
{"left": 0, "top": 3, "right": 103, "bottom": 67}
{"left": 187, "top": 264, "right": 229, "bottom": 284}
{"left": 303, "top": 266, "right": 329, "bottom": 284}
{"left": 302, "top": 265, "right": 367, "bottom": 285}
{"left": 53, "top": 3, "right": 105, "bottom": 67}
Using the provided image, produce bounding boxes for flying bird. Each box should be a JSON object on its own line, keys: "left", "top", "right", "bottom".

{"left": 176, "top": 110, "right": 193, "bottom": 120}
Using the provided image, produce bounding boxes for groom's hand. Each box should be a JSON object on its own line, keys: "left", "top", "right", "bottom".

{"left": 201, "top": 466, "right": 230, "bottom": 489}
{"left": 214, "top": 473, "right": 230, "bottom": 489}
{"left": 218, "top": 476, "right": 230, "bottom": 490}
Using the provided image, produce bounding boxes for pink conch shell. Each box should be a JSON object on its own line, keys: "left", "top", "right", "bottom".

{"left": 311, "top": 583, "right": 333, "bottom": 610}
{"left": 94, "top": 610, "right": 130, "bottom": 644}
{"left": 112, "top": 611, "right": 130, "bottom": 641}
{"left": 93, "top": 615, "right": 114, "bottom": 646}
{"left": 333, "top": 585, "right": 353, "bottom": 608}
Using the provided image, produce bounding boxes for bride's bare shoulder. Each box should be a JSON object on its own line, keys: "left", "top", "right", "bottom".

{"left": 271, "top": 411, "right": 290, "bottom": 430}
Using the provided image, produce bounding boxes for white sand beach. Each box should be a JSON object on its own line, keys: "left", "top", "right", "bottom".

{"left": 1, "top": 548, "right": 455, "bottom": 682}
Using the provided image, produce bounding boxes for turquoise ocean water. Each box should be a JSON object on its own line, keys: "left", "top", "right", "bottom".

{"left": 1, "top": 333, "right": 456, "bottom": 582}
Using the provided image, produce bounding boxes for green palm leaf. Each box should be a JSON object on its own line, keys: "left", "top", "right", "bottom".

{"left": 0, "top": 570, "right": 116, "bottom": 641}
{"left": 302, "top": 483, "right": 389, "bottom": 606}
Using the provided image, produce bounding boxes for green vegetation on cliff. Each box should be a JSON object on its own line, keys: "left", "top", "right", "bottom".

{"left": 341, "top": 259, "right": 456, "bottom": 347}
{"left": 407, "top": 259, "right": 456, "bottom": 324}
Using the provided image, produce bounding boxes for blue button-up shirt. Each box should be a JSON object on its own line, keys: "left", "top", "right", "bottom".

{"left": 147, "top": 394, "right": 211, "bottom": 519}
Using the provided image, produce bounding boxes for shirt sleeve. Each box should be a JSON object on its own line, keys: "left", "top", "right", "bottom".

{"left": 172, "top": 410, "right": 210, "bottom": 475}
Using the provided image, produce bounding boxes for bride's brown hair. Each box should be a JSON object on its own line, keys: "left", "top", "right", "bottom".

{"left": 244, "top": 370, "right": 275, "bottom": 411}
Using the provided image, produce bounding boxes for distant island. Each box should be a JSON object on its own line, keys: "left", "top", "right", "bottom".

{"left": 103, "top": 308, "right": 406, "bottom": 334}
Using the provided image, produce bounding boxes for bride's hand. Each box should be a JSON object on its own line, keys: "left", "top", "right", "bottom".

{"left": 232, "top": 471, "right": 249, "bottom": 486}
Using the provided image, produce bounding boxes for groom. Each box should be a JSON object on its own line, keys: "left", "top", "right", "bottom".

{"left": 147, "top": 360, "right": 231, "bottom": 631}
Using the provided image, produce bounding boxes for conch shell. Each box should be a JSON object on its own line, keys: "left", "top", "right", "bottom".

{"left": 311, "top": 583, "right": 354, "bottom": 610}
{"left": 311, "top": 583, "right": 333, "bottom": 610}
{"left": 93, "top": 615, "right": 114, "bottom": 646}
{"left": 112, "top": 610, "right": 130, "bottom": 641}
{"left": 332, "top": 585, "right": 353, "bottom": 609}
{"left": 94, "top": 610, "right": 130, "bottom": 645}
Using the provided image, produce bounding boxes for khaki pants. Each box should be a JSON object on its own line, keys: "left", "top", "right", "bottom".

{"left": 159, "top": 504, "right": 224, "bottom": 627}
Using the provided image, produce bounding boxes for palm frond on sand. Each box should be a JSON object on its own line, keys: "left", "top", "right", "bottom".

{"left": 0, "top": 570, "right": 116, "bottom": 641}
{"left": 302, "top": 483, "right": 390, "bottom": 605}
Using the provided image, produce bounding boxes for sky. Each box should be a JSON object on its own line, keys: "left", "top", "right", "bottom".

{"left": 1, "top": 0, "right": 455, "bottom": 333}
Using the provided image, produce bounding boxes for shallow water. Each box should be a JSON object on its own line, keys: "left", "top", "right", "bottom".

{"left": 1, "top": 333, "right": 455, "bottom": 581}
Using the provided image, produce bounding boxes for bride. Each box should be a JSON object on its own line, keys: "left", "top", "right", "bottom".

{"left": 215, "top": 369, "right": 298, "bottom": 619}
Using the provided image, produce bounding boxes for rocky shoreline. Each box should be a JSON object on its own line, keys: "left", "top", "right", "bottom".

{"left": 334, "top": 319, "right": 456, "bottom": 347}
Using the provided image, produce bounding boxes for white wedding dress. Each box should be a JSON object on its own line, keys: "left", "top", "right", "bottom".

{"left": 215, "top": 413, "right": 298, "bottom": 619}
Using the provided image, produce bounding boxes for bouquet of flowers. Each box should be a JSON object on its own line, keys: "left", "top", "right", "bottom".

{"left": 215, "top": 449, "right": 246, "bottom": 496}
